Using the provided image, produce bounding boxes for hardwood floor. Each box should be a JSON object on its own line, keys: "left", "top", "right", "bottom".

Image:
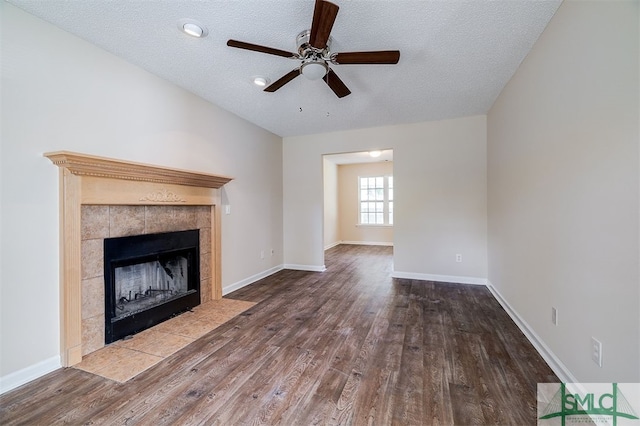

{"left": 0, "top": 245, "right": 557, "bottom": 425}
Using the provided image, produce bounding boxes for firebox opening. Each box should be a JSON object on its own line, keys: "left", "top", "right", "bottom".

{"left": 104, "top": 229, "right": 200, "bottom": 344}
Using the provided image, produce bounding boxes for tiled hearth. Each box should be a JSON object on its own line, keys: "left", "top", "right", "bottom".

{"left": 81, "top": 204, "right": 214, "bottom": 356}
{"left": 75, "top": 298, "right": 256, "bottom": 382}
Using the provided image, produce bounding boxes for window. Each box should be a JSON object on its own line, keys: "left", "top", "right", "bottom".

{"left": 359, "top": 175, "right": 393, "bottom": 225}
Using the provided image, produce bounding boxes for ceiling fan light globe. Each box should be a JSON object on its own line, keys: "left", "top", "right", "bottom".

{"left": 301, "top": 62, "right": 328, "bottom": 80}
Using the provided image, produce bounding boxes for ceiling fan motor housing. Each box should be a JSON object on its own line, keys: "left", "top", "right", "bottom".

{"left": 296, "top": 30, "right": 332, "bottom": 60}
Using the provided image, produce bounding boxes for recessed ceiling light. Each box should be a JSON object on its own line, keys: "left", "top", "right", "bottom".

{"left": 369, "top": 150, "right": 382, "bottom": 158}
{"left": 252, "top": 76, "right": 270, "bottom": 87}
{"left": 183, "top": 23, "right": 203, "bottom": 37}
{"left": 177, "top": 19, "right": 208, "bottom": 38}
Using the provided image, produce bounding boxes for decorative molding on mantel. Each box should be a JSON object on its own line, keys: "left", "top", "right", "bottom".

{"left": 139, "top": 189, "right": 187, "bottom": 203}
{"left": 44, "top": 151, "right": 233, "bottom": 189}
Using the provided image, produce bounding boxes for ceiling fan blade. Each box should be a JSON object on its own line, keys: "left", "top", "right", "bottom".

{"left": 227, "top": 39, "right": 297, "bottom": 59}
{"left": 264, "top": 69, "right": 301, "bottom": 92}
{"left": 324, "top": 69, "right": 351, "bottom": 98}
{"left": 333, "top": 51, "right": 401, "bottom": 65}
{"left": 309, "top": 0, "right": 339, "bottom": 49}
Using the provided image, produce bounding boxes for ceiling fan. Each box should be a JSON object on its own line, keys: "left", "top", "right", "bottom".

{"left": 227, "top": 0, "right": 400, "bottom": 98}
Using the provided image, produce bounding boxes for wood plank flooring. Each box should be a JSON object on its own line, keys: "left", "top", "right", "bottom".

{"left": 0, "top": 244, "right": 557, "bottom": 425}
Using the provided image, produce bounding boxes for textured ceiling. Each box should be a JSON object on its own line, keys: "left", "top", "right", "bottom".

{"left": 8, "top": 0, "right": 562, "bottom": 137}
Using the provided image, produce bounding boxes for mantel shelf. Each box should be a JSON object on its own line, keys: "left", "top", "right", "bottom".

{"left": 44, "top": 151, "right": 233, "bottom": 189}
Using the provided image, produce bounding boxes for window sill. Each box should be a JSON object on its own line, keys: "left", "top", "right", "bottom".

{"left": 356, "top": 224, "right": 393, "bottom": 228}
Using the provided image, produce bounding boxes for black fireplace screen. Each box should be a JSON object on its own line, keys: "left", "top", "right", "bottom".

{"left": 104, "top": 229, "right": 200, "bottom": 343}
{"left": 113, "top": 254, "right": 189, "bottom": 320}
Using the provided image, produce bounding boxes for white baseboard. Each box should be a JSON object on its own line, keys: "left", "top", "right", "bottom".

{"left": 486, "top": 281, "right": 577, "bottom": 384}
{"left": 391, "top": 270, "right": 487, "bottom": 285}
{"left": 223, "top": 265, "right": 284, "bottom": 296}
{"left": 324, "top": 241, "right": 341, "bottom": 250}
{"left": 283, "top": 264, "right": 327, "bottom": 272}
{"left": 0, "top": 355, "right": 61, "bottom": 395}
{"left": 340, "top": 241, "right": 393, "bottom": 246}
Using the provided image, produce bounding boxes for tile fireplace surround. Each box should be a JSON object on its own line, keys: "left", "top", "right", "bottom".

{"left": 45, "top": 151, "right": 232, "bottom": 367}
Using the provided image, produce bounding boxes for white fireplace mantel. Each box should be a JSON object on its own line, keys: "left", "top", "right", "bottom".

{"left": 45, "top": 151, "right": 232, "bottom": 367}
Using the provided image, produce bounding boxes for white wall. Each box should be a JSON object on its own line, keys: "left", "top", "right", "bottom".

{"left": 338, "top": 162, "right": 393, "bottom": 245}
{"left": 322, "top": 158, "right": 339, "bottom": 249}
{"left": 0, "top": 3, "right": 283, "bottom": 384}
{"left": 284, "top": 115, "right": 487, "bottom": 282}
{"left": 487, "top": 0, "right": 639, "bottom": 382}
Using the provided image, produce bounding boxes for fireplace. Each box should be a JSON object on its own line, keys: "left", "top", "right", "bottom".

{"left": 46, "top": 151, "right": 232, "bottom": 366}
{"left": 104, "top": 229, "right": 200, "bottom": 343}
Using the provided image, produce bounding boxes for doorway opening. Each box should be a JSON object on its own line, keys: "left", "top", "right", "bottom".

{"left": 322, "top": 149, "right": 394, "bottom": 266}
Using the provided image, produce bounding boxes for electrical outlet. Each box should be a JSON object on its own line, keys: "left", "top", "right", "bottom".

{"left": 260, "top": 250, "right": 265, "bottom": 259}
{"left": 456, "top": 254, "right": 462, "bottom": 263}
{"left": 591, "top": 337, "right": 603, "bottom": 367}
{"left": 270, "top": 248, "right": 274, "bottom": 256}
{"left": 551, "top": 307, "right": 558, "bottom": 326}
{"left": 225, "top": 205, "right": 231, "bottom": 215}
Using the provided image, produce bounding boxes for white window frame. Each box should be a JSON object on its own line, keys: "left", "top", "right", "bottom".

{"left": 357, "top": 175, "right": 393, "bottom": 226}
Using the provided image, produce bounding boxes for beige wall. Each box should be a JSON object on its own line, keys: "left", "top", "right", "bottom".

{"left": 338, "top": 162, "right": 393, "bottom": 245}
{"left": 1, "top": 3, "right": 283, "bottom": 384}
{"left": 284, "top": 115, "right": 487, "bottom": 282}
{"left": 487, "top": 0, "right": 639, "bottom": 382}
{"left": 322, "top": 158, "right": 340, "bottom": 249}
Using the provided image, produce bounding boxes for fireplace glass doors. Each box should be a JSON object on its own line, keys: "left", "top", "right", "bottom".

{"left": 104, "top": 229, "right": 200, "bottom": 343}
